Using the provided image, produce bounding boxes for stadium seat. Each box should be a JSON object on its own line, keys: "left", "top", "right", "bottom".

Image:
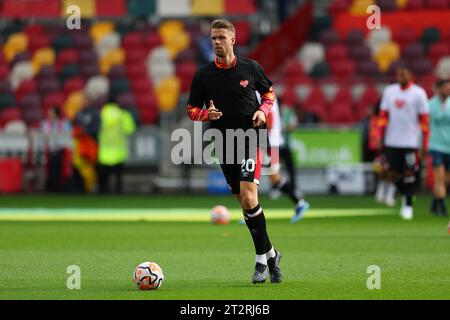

{"left": 326, "top": 102, "right": 356, "bottom": 124}
{"left": 116, "top": 92, "right": 136, "bottom": 109}
{"left": 15, "top": 79, "right": 37, "bottom": 104}
{"left": 366, "top": 27, "right": 392, "bottom": 53}
{"left": 90, "top": 21, "right": 115, "bottom": 44}
{"left": 322, "top": 83, "right": 339, "bottom": 102}
{"left": 122, "top": 32, "right": 142, "bottom": 51}
{"left": 0, "top": 108, "right": 22, "bottom": 127}
{"left": 131, "top": 78, "right": 153, "bottom": 96}
{"left": 63, "top": 76, "right": 85, "bottom": 97}
{"left": 225, "top": 0, "right": 256, "bottom": 14}
{"left": 31, "top": 47, "right": 56, "bottom": 75}
{"left": 176, "top": 61, "right": 198, "bottom": 93}
{"left": 328, "top": 0, "right": 352, "bottom": 15}
{"left": 96, "top": 0, "right": 126, "bottom": 17}
{"left": 192, "top": 0, "right": 224, "bottom": 15}
{"left": 38, "top": 78, "right": 60, "bottom": 96}
{"left": 11, "top": 52, "right": 30, "bottom": 66}
{"left": 149, "top": 62, "right": 176, "bottom": 86}
{"left": 161, "top": 30, "right": 191, "bottom": 59}
{"left": 126, "top": 63, "right": 149, "bottom": 80}
{"left": 134, "top": 94, "right": 158, "bottom": 124}
{"left": 326, "top": 44, "right": 348, "bottom": 61}
{"left": 377, "top": 0, "right": 398, "bottom": 11}
{"left": 234, "top": 21, "right": 251, "bottom": 46}
{"left": 155, "top": 76, "right": 181, "bottom": 112}
{"left": 348, "top": 44, "right": 372, "bottom": 61}
{"left": 0, "top": 94, "right": 15, "bottom": 111}
{"left": 57, "top": 48, "right": 79, "bottom": 67}
{"left": 100, "top": 48, "right": 125, "bottom": 74}
{"left": 330, "top": 59, "right": 357, "bottom": 79}
{"left": 349, "top": 0, "right": 375, "bottom": 15}
{"left": 142, "top": 33, "right": 164, "bottom": 53}
{"left": 309, "top": 61, "right": 330, "bottom": 78}
{"left": 402, "top": 42, "right": 425, "bottom": 60}
{"left": 393, "top": 27, "right": 418, "bottom": 48}
{"left": 356, "top": 86, "right": 380, "bottom": 118}
{"left": 374, "top": 42, "right": 400, "bottom": 73}
{"left": 128, "top": 0, "right": 157, "bottom": 17}
{"left": 9, "top": 61, "right": 34, "bottom": 90}
{"left": 428, "top": 42, "right": 450, "bottom": 65}
{"left": 63, "top": 90, "right": 86, "bottom": 120}
{"left": 345, "top": 29, "right": 365, "bottom": 46}
{"left": 409, "top": 59, "right": 433, "bottom": 76}
{"left": 0, "top": 80, "right": 12, "bottom": 95}
{"left": 61, "top": 0, "right": 95, "bottom": 18}
{"left": 282, "top": 87, "right": 298, "bottom": 106}
{"left": 80, "top": 64, "right": 101, "bottom": 79}
{"left": 59, "top": 64, "right": 80, "bottom": 83}
{"left": 298, "top": 42, "right": 325, "bottom": 74}
{"left": 3, "top": 32, "right": 28, "bottom": 62}
{"left": 19, "top": 93, "right": 41, "bottom": 112}
{"left": 43, "top": 92, "right": 65, "bottom": 112}
{"left": 84, "top": 75, "right": 109, "bottom": 100}
{"left": 52, "top": 34, "right": 73, "bottom": 52}
{"left": 108, "top": 65, "right": 127, "bottom": 80}
{"left": 350, "top": 83, "right": 366, "bottom": 102}
{"left": 319, "top": 29, "right": 340, "bottom": 45}
{"left": 357, "top": 60, "right": 380, "bottom": 77}
{"left": 97, "top": 32, "right": 121, "bottom": 58}
{"left": 295, "top": 84, "right": 312, "bottom": 102}
{"left": 110, "top": 78, "right": 130, "bottom": 97}
{"left": 405, "top": 0, "right": 425, "bottom": 9}
{"left": 79, "top": 50, "right": 98, "bottom": 65}
{"left": 426, "top": 0, "right": 449, "bottom": 9}
{"left": 28, "top": 34, "right": 51, "bottom": 54}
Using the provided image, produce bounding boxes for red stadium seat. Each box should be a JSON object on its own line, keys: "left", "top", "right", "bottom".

{"left": 96, "top": 0, "right": 126, "bottom": 17}
{"left": 142, "top": 33, "right": 163, "bottom": 52}
{"left": 0, "top": 65, "right": 9, "bottom": 80}
{"left": 356, "top": 86, "right": 380, "bottom": 118}
{"left": 38, "top": 78, "right": 60, "bottom": 95}
{"left": 42, "top": 92, "right": 65, "bottom": 112}
{"left": 326, "top": 44, "right": 348, "bottom": 61}
{"left": 333, "top": 87, "right": 353, "bottom": 104}
{"left": 63, "top": 76, "right": 85, "bottom": 97}
{"left": 125, "top": 49, "right": 148, "bottom": 65}
{"left": 122, "top": 32, "right": 142, "bottom": 51}
{"left": 126, "top": 63, "right": 148, "bottom": 80}
{"left": 303, "top": 86, "right": 327, "bottom": 119}
{"left": 2, "top": 0, "right": 61, "bottom": 18}
{"left": 176, "top": 61, "right": 198, "bottom": 93}
{"left": 326, "top": 102, "right": 356, "bottom": 124}
{"left": 426, "top": 0, "right": 449, "bottom": 9}
{"left": 15, "top": 79, "right": 37, "bottom": 105}
{"left": 0, "top": 108, "right": 22, "bottom": 127}
{"left": 131, "top": 78, "right": 153, "bottom": 96}
{"left": 58, "top": 49, "right": 79, "bottom": 67}
{"left": 135, "top": 94, "right": 158, "bottom": 124}
{"left": 330, "top": 59, "right": 356, "bottom": 79}
{"left": 393, "top": 27, "right": 418, "bottom": 46}
{"left": 281, "top": 87, "right": 298, "bottom": 107}
{"left": 428, "top": 42, "right": 450, "bottom": 65}
{"left": 225, "top": 0, "right": 256, "bottom": 14}
{"left": 405, "top": 0, "right": 425, "bottom": 9}
{"left": 28, "top": 34, "right": 51, "bottom": 54}
{"left": 328, "top": 0, "right": 352, "bottom": 15}
{"left": 234, "top": 21, "right": 251, "bottom": 46}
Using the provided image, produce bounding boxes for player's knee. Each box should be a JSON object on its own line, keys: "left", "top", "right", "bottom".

{"left": 240, "top": 191, "right": 258, "bottom": 210}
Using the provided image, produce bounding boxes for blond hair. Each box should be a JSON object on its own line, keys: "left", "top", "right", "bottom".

{"left": 211, "top": 19, "right": 235, "bottom": 34}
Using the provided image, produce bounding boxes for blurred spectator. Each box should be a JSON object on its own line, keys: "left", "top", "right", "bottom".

{"left": 40, "top": 107, "right": 71, "bottom": 192}
{"left": 297, "top": 104, "right": 320, "bottom": 124}
{"left": 361, "top": 101, "right": 381, "bottom": 162}
{"left": 70, "top": 122, "right": 98, "bottom": 193}
{"left": 97, "top": 97, "right": 136, "bottom": 194}
{"left": 74, "top": 102, "right": 101, "bottom": 141}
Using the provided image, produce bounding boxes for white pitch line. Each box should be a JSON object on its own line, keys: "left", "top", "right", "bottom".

{"left": 0, "top": 208, "right": 395, "bottom": 221}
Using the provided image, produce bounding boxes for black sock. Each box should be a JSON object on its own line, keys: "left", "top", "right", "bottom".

{"left": 243, "top": 204, "right": 272, "bottom": 255}
{"left": 275, "top": 178, "right": 299, "bottom": 204}
{"left": 431, "top": 198, "right": 438, "bottom": 211}
{"left": 406, "top": 194, "right": 413, "bottom": 206}
{"left": 437, "top": 198, "right": 447, "bottom": 213}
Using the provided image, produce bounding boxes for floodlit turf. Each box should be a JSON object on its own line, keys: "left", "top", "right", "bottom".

{"left": 0, "top": 194, "right": 449, "bottom": 300}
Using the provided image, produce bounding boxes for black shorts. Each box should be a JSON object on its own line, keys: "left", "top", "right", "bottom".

{"left": 384, "top": 147, "right": 419, "bottom": 173}
{"left": 429, "top": 150, "right": 450, "bottom": 171}
{"left": 219, "top": 147, "right": 263, "bottom": 195}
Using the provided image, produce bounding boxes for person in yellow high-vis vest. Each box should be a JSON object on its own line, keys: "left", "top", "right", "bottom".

{"left": 97, "top": 101, "right": 136, "bottom": 193}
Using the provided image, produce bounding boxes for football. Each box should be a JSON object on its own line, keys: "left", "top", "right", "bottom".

{"left": 211, "top": 205, "right": 230, "bottom": 225}
{"left": 133, "top": 262, "right": 164, "bottom": 290}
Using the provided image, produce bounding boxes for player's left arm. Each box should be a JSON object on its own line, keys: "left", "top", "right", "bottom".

{"left": 253, "top": 62, "right": 275, "bottom": 127}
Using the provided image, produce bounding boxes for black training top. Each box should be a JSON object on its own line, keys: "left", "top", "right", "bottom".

{"left": 188, "top": 56, "right": 273, "bottom": 130}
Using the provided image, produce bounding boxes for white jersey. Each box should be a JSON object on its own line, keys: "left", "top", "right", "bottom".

{"left": 380, "top": 83, "right": 429, "bottom": 148}
{"left": 255, "top": 91, "right": 284, "bottom": 147}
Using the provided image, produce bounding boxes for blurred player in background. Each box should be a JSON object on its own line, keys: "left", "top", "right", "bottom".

{"left": 187, "top": 19, "right": 282, "bottom": 284}
{"left": 368, "top": 101, "right": 397, "bottom": 207}
{"left": 378, "top": 65, "right": 430, "bottom": 220}
{"left": 428, "top": 79, "right": 450, "bottom": 217}
{"left": 258, "top": 92, "right": 310, "bottom": 223}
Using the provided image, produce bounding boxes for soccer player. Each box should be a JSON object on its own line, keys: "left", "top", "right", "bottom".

{"left": 428, "top": 79, "right": 450, "bottom": 217}
{"left": 259, "top": 93, "right": 310, "bottom": 223}
{"left": 378, "top": 65, "right": 430, "bottom": 220}
{"left": 187, "top": 19, "right": 282, "bottom": 283}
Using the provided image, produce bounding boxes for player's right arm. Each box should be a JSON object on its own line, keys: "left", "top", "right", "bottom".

{"left": 187, "top": 71, "right": 222, "bottom": 121}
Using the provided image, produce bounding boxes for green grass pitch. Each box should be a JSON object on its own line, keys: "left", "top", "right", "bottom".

{"left": 0, "top": 194, "right": 449, "bottom": 300}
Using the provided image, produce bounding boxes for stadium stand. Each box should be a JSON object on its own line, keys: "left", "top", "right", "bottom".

{"left": 0, "top": 0, "right": 449, "bottom": 132}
